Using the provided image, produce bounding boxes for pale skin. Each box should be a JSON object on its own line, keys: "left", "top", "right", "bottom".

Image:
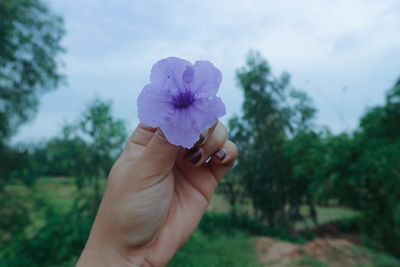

{"left": 77, "top": 121, "right": 237, "bottom": 266}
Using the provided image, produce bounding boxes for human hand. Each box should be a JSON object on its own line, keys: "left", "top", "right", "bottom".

{"left": 77, "top": 122, "right": 237, "bottom": 266}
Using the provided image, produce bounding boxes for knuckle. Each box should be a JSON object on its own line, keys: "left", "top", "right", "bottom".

{"left": 153, "top": 128, "right": 170, "bottom": 146}
{"left": 231, "top": 141, "right": 238, "bottom": 159}
{"left": 221, "top": 123, "right": 228, "bottom": 136}
{"left": 138, "top": 123, "right": 157, "bottom": 132}
{"left": 210, "top": 119, "right": 219, "bottom": 131}
{"left": 225, "top": 140, "right": 238, "bottom": 158}
{"left": 217, "top": 122, "right": 228, "bottom": 140}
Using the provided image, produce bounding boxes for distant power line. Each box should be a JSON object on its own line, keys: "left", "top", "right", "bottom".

{"left": 304, "top": 79, "right": 350, "bottom": 131}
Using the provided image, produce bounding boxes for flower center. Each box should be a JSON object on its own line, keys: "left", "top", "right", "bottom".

{"left": 172, "top": 90, "right": 195, "bottom": 109}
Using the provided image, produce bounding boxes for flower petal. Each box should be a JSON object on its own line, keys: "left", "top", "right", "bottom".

{"left": 190, "top": 96, "right": 226, "bottom": 131}
{"left": 161, "top": 109, "right": 201, "bottom": 148}
{"left": 138, "top": 57, "right": 226, "bottom": 148}
{"left": 137, "top": 84, "right": 174, "bottom": 127}
{"left": 191, "top": 60, "right": 222, "bottom": 97}
{"left": 150, "top": 57, "right": 192, "bottom": 94}
{"left": 182, "top": 66, "right": 195, "bottom": 85}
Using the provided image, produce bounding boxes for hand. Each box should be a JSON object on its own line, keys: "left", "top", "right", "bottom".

{"left": 77, "top": 122, "right": 237, "bottom": 266}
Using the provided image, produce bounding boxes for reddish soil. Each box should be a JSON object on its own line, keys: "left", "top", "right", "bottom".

{"left": 309, "top": 222, "right": 361, "bottom": 245}
{"left": 255, "top": 237, "right": 373, "bottom": 267}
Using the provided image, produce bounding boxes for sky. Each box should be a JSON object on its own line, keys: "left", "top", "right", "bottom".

{"left": 13, "top": 0, "right": 400, "bottom": 142}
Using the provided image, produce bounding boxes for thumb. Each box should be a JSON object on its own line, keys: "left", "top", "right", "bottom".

{"left": 137, "top": 127, "right": 181, "bottom": 177}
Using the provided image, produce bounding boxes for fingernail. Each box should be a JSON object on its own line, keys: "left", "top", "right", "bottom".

{"left": 197, "top": 129, "right": 208, "bottom": 144}
{"left": 198, "top": 134, "right": 205, "bottom": 144}
{"left": 214, "top": 149, "right": 227, "bottom": 161}
{"left": 185, "top": 147, "right": 203, "bottom": 165}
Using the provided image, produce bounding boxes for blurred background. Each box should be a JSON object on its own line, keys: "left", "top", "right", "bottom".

{"left": 1, "top": 0, "right": 400, "bottom": 266}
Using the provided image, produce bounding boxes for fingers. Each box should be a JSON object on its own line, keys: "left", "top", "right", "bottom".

{"left": 120, "top": 124, "right": 156, "bottom": 162}
{"left": 209, "top": 140, "right": 238, "bottom": 182}
{"left": 138, "top": 128, "right": 181, "bottom": 176}
{"left": 184, "top": 122, "right": 227, "bottom": 166}
{"left": 129, "top": 124, "right": 157, "bottom": 147}
{"left": 196, "top": 121, "right": 218, "bottom": 145}
{"left": 175, "top": 123, "right": 237, "bottom": 203}
{"left": 121, "top": 124, "right": 181, "bottom": 177}
{"left": 121, "top": 121, "right": 236, "bottom": 185}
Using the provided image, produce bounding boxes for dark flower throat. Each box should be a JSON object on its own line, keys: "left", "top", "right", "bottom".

{"left": 172, "top": 90, "right": 195, "bottom": 109}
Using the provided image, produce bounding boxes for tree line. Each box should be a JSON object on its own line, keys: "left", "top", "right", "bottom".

{"left": 222, "top": 51, "right": 400, "bottom": 257}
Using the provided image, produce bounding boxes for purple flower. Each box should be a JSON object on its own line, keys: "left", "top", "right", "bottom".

{"left": 137, "top": 57, "right": 226, "bottom": 148}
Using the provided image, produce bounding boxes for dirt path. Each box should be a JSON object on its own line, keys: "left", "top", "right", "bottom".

{"left": 255, "top": 237, "right": 373, "bottom": 267}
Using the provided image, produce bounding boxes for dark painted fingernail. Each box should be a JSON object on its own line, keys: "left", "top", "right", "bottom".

{"left": 197, "top": 129, "right": 208, "bottom": 144}
{"left": 185, "top": 147, "right": 203, "bottom": 165}
{"left": 198, "top": 134, "right": 205, "bottom": 144}
{"left": 214, "top": 149, "right": 227, "bottom": 161}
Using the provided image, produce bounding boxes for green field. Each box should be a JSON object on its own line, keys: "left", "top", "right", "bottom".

{"left": 5, "top": 177, "right": 263, "bottom": 266}
{"left": 6, "top": 177, "right": 360, "bottom": 230}
{"left": 169, "top": 232, "right": 262, "bottom": 267}
{"left": 4, "top": 177, "right": 400, "bottom": 267}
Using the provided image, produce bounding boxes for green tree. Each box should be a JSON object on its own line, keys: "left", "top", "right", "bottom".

{"left": 228, "top": 51, "right": 316, "bottom": 228}
{"left": 25, "top": 99, "right": 126, "bottom": 209}
{"left": 217, "top": 171, "right": 247, "bottom": 219}
{"left": 0, "top": 0, "right": 64, "bottom": 188}
{"left": 0, "top": 99, "right": 126, "bottom": 265}
{"left": 0, "top": 0, "right": 64, "bottom": 141}
{"left": 356, "top": 78, "right": 400, "bottom": 256}
{"left": 0, "top": 0, "right": 64, "bottom": 257}
{"left": 73, "top": 99, "right": 127, "bottom": 211}
{"left": 324, "top": 78, "right": 400, "bottom": 257}
{"left": 32, "top": 124, "right": 88, "bottom": 177}
{"left": 283, "top": 131, "right": 325, "bottom": 223}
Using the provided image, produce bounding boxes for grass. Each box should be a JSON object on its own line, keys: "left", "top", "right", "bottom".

{"left": 5, "top": 176, "right": 107, "bottom": 213}
{"left": 5, "top": 177, "right": 103, "bottom": 237}
{"left": 208, "top": 189, "right": 360, "bottom": 232}
{"left": 33, "top": 177, "right": 78, "bottom": 211}
{"left": 5, "top": 177, "right": 265, "bottom": 267}
{"left": 7, "top": 176, "right": 360, "bottom": 227}
{"left": 5, "top": 176, "right": 400, "bottom": 267}
{"left": 207, "top": 193, "right": 231, "bottom": 213}
{"left": 349, "top": 245, "right": 400, "bottom": 267}
{"left": 287, "top": 256, "right": 329, "bottom": 267}
{"left": 5, "top": 177, "right": 266, "bottom": 266}
{"left": 169, "top": 230, "right": 262, "bottom": 267}
{"left": 5, "top": 176, "right": 361, "bottom": 242}
{"left": 295, "top": 206, "right": 361, "bottom": 231}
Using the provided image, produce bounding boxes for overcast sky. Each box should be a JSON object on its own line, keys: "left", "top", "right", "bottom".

{"left": 13, "top": 0, "right": 400, "bottom": 142}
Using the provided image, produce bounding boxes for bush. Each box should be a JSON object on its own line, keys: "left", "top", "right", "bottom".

{"left": 0, "top": 196, "right": 95, "bottom": 267}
